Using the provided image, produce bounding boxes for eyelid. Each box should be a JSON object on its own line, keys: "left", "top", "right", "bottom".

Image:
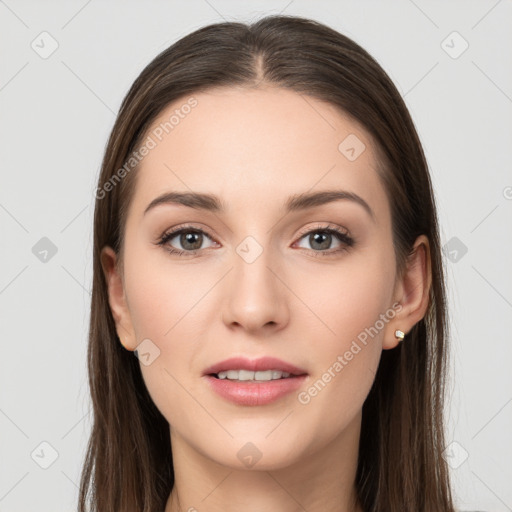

{"left": 294, "top": 222, "right": 350, "bottom": 240}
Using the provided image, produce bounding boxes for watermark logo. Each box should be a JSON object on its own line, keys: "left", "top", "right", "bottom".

{"left": 441, "top": 31, "right": 469, "bottom": 60}
{"left": 31, "top": 31, "right": 59, "bottom": 59}
{"left": 442, "top": 441, "right": 469, "bottom": 469}
{"left": 338, "top": 134, "right": 366, "bottom": 161}
{"left": 134, "top": 338, "right": 161, "bottom": 366}
{"left": 32, "top": 237, "right": 58, "bottom": 263}
{"left": 442, "top": 236, "right": 468, "bottom": 263}
{"left": 237, "top": 442, "right": 262, "bottom": 468}
{"left": 236, "top": 236, "right": 264, "bottom": 264}
{"left": 31, "top": 441, "right": 59, "bottom": 469}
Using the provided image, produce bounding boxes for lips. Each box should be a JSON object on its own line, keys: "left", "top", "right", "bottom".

{"left": 202, "top": 356, "right": 308, "bottom": 377}
{"left": 202, "top": 356, "right": 309, "bottom": 406}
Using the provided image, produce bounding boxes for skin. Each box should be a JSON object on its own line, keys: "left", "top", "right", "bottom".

{"left": 101, "top": 86, "right": 432, "bottom": 512}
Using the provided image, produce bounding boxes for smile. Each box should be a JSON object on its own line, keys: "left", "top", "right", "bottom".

{"left": 202, "top": 356, "right": 309, "bottom": 406}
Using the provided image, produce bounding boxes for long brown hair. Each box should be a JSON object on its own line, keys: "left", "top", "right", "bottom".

{"left": 79, "top": 14, "right": 455, "bottom": 512}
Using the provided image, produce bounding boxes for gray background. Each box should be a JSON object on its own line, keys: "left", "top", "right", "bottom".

{"left": 1, "top": 1, "right": 511, "bottom": 510}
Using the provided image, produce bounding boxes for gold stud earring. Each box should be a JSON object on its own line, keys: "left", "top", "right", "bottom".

{"left": 395, "top": 329, "right": 405, "bottom": 341}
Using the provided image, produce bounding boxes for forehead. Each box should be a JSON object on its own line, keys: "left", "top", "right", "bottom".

{"left": 130, "top": 86, "right": 389, "bottom": 221}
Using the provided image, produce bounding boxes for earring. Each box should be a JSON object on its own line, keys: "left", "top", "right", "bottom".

{"left": 395, "top": 329, "right": 405, "bottom": 341}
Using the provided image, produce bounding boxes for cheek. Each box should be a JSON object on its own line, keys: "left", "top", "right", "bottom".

{"left": 123, "top": 244, "right": 210, "bottom": 342}
{"left": 293, "top": 251, "right": 395, "bottom": 346}
{"left": 122, "top": 247, "right": 217, "bottom": 423}
{"left": 292, "top": 253, "right": 394, "bottom": 416}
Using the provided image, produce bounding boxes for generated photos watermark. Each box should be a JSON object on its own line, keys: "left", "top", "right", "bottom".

{"left": 297, "top": 301, "right": 403, "bottom": 405}
{"left": 95, "top": 96, "right": 198, "bottom": 200}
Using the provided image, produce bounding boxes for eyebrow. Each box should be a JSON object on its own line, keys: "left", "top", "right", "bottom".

{"left": 143, "top": 189, "right": 375, "bottom": 221}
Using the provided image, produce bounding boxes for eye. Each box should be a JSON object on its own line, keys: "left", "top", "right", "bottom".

{"left": 156, "top": 225, "right": 217, "bottom": 256}
{"left": 293, "top": 223, "right": 354, "bottom": 257}
{"left": 156, "top": 223, "right": 354, "bottom": 258}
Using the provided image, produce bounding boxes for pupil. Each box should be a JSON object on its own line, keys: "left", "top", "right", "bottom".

{"left": 181, "top": 232, "right": 202, "bottom": 250}
{"left": 311, "top": 232, "right": 330, "bottom": 250}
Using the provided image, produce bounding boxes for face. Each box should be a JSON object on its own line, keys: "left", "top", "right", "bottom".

{"left": 107, "top": 86, "right": 404, "bottom": 470}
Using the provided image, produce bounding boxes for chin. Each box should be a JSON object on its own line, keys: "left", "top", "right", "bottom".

{"left": 202, "top": 434, "right": 307, "bottom": 472}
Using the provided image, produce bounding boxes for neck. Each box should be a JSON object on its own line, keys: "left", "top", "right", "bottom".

{"left": 165, "top": 411, "right": 364, "bottom": 512}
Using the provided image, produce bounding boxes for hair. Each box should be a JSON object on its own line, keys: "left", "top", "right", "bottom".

{"left": 79, "top": 14, "right": 455, "bottom": 512}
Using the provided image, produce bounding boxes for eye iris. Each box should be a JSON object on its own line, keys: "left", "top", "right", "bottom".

{"left": 310, "top": 232, "right": 331, "bottom": 250}
{"left": 181, "top": 232, "right": 202, "bottom": 250}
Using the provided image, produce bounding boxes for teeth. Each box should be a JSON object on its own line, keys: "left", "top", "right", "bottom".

{"left": 216, "top": 369, "right": 292, "bottom": 381}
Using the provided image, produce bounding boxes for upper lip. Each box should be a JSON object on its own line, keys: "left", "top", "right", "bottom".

{"left": 203, "top": 356, "right": 308, "bottom": 376}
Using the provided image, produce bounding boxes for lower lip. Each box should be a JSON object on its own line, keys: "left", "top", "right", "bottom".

{"left": 204, "top": 374, "right": 308, "bottom": 406}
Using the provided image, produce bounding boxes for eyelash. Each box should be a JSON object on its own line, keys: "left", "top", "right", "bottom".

{"left": 156, "top": 223, "right": 355, "bottom": 258}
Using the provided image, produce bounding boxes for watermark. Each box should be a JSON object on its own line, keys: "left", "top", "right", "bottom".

{"left": 440, "top": 31, "right": 469, "bottom": 60}
{"left": 95, "top": 96, "right": 198, "bottom": 200}
{"left": 134, "top": 338, "right": 161, "bottom": 366}
{"left": 236, "top": 235, "right": 264, "bottom": 264}
{"left": 237, "top": 441, "right": 263, "bottom": 468}
{"left": 442, "top": 236, "right": 468, "bottom": 263}
{"left": 32, "top": 236, "right": 58, "bottom": 263}
{"left": 297, "top": 301, "right": 403, "bottom": 405}
{"left": 442, "top": 441, "right": 469, "bottom": 469}
{"left": 338, "top": 133, "right": 366, "bottom": 161}
{"left": 31, "top": 31, "right": 59, "bottom": 59}
{"left": 31, "top": 441, "right": 59, "bottom": 469}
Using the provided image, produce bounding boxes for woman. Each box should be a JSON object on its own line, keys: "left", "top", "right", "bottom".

{"left": 79, "top": 14, "right": 455, "bottom": 512}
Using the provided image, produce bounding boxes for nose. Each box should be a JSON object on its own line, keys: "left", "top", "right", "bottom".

{"left": 221, "top": 242, "right": 289, "bottom": 335}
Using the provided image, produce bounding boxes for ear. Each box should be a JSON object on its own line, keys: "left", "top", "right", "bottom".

{"left": 383, "top": 234, "right": 432, "bottom": 350}
{"left": 100, "top": 246, "right": 137, "bottom": 351}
